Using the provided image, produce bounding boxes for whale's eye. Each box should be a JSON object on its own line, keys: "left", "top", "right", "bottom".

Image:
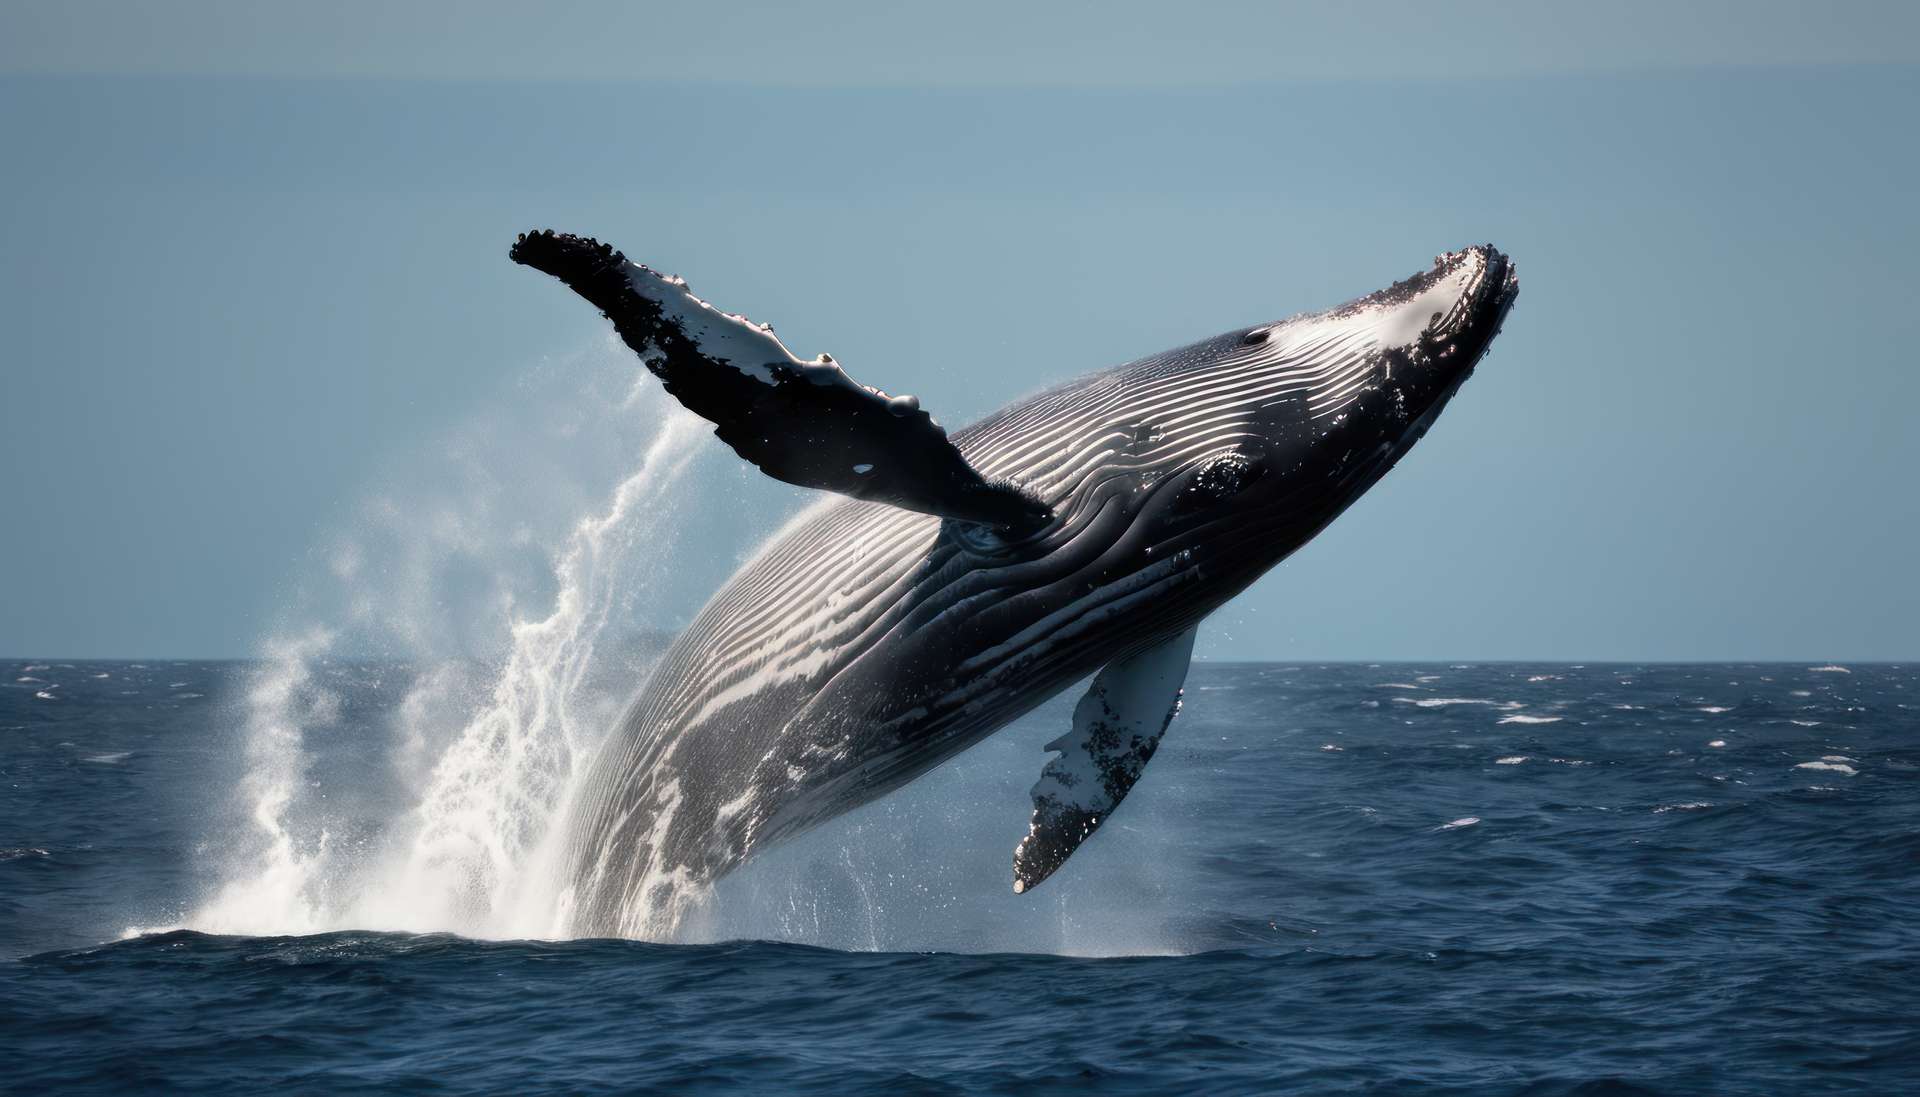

{"left": 1242, "top": 328, "right": 1271, "bottom": 346}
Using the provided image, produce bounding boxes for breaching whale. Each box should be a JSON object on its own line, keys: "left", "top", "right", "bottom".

{"left": 509, "top": 230, "right": 1517, "bottom": 936}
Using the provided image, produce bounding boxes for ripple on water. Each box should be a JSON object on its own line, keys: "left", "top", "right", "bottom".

{"left": 3, "top": 661, "right": 1917, "bottom": 1094}
{"left": 1394, "top": 697, "right": 1523, "bottom": 710}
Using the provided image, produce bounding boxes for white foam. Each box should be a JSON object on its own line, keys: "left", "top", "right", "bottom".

{"left": 1394, "top": 696, "right": 1516, "bottom": 709}
{"left": 1494, "top": 755, "right": 1528, "bottom": 765}
{"left": 1808, "top": 665, "right": 1852, "bottom": 674}
{"left": 183, "top": 367, "right": 713, "bottom": 943}
{"left": 1498, "top": 714, "right": 1562, "bottom": 725}
{"left": 1436, "top": 816, "right": 1481, "bottom": 831}
{"left": 1707, "top": 739, "right": 1726, "bottom": 748}
{"left": 1795, "top": 761, "right": 1858, "bottom": 776}
{"left": 1653, "top": 802, "right": 1712, "bottom": 813}
{"left": 181, "top": 629, "right": 338, "bottom": 937}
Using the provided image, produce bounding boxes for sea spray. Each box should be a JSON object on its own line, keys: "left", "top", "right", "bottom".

{"left": 358, "top": 411, "right": 706, "bottom": 937}
{"left": 188, "top": 630, "right": 340, "bottom": 936}
{"left": 184, "top": 342, "right": 725, "bottom": 940}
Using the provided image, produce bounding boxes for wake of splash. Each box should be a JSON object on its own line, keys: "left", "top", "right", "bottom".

{"left": 172, "top": 342, "right": 724, "bottom": 942}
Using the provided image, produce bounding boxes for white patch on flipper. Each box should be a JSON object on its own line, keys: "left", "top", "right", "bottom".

{"left": 620, "top": 263, "right": 808, "bottom": 385}
{"left": 1015, "top": 626, "right": 1198, "bottom": 892}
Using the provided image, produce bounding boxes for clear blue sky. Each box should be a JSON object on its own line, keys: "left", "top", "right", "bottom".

{"left": 3, "top": 3, "right": 1916, "bottom": 660}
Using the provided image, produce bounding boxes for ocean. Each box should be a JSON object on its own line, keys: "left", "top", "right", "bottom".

{"left": 2, "top": 659, "right": 1915, "bottom": 1094}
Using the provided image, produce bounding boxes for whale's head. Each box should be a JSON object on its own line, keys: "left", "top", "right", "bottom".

{"left": 964, "top": 245, "right": 1516, "bottom": 634}
{"left": 1133, "top": 244, "right": 1516, "bottom": 594}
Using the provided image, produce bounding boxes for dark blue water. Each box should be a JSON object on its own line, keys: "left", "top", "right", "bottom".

{"left": 4, "top": 661, "right": 1917, "bottom": 1094}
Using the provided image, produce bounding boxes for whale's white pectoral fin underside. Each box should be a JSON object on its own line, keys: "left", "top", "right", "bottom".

{"left": 1013, "top": 626, "right": 1198, "bottom": 894}
{"left": 510, "top": 230, "right": 1051, "bottom": 532}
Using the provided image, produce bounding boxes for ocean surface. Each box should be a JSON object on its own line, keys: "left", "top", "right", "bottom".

{"left": 3, "top": 659, "right": 1916, "bottom": 1095}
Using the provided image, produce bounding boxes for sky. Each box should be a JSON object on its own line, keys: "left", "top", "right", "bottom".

{"left": 2, "top": 2, "right": 1917, "bottom": 661}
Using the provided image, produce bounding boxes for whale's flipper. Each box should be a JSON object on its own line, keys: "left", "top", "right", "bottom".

{"left": 510, "top": 230, "right": 1050, "bottom": 532}
{"left": 1013, "top": 626, "right": 1198, "bottom": 893}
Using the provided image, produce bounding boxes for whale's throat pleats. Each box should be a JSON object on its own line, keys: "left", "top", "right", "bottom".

{"left": 1014, "top": 625, "right": 1198, "bottom": 893}
{"left": 510, "top": 230, "right": 1051, "bottom": 533}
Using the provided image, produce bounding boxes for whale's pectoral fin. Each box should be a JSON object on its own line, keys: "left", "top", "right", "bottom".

{"left": 510, "top": 230, "right": 1051, "bottom": 532}
{"left": 1014, "top": 626, "right": 1198, "bottom": 894}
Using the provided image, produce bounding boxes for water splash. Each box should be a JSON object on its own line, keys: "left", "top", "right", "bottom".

{"left": 190, "top": 630, "right": 339, "bottom": 936}
{"left": 180, "top": 341, "right": 716, "bottom": 940}
{"left": 350, "top": 412, "right": 706, "bottom": 937}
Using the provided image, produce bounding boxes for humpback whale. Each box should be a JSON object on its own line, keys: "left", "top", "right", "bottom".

{"left": 509, "top": 231, "right": 1517, "bottom": 936}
